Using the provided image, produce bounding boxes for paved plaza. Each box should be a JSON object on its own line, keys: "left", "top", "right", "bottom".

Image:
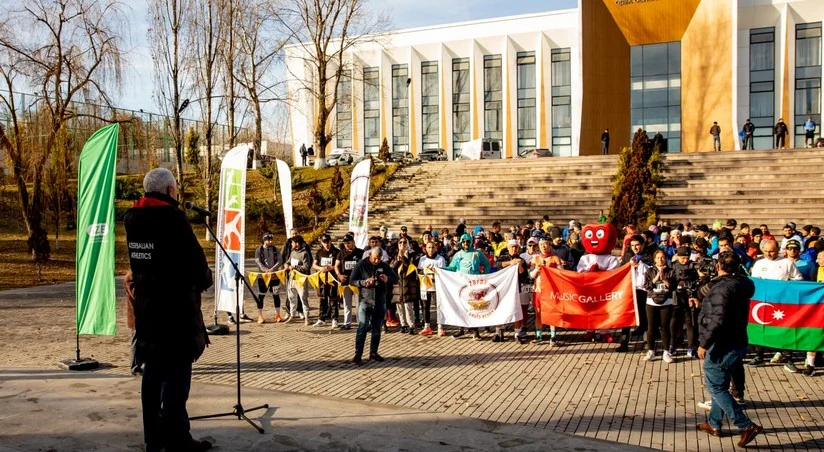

{"left": 0, "top": 281, "right": 822, "bottom": 451}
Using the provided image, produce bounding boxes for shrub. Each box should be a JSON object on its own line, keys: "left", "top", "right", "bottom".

{"left": 115, "top": 177, "right": 142, "bottom": 201}
{"left": 608, "top": 129, "right": 662, "bottom": 230}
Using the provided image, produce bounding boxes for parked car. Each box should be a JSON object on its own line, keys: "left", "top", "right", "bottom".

{"left": 326, "top": 148, "right": 359, "bottom": 166}
{"left": 417, "top": 148, "right": 447, "bottom": 162}
{"left": 518, "top": 148, "right": 552, "bottom": 158}
{"left": 387, "top": 151, "right": 415, "bottom": 163}
{"left": 459, "top": 139, "right": 501, "bottom": 160}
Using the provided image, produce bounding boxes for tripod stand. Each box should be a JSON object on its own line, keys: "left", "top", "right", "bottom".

{"left": 189, "top": 221, "right": 268, "bottom": 433}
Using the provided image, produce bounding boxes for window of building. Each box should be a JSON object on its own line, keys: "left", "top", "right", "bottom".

{"left": 363, "top": 67, "right": 380, "bottom": 154}
{"left": 484, "top": 55, "right": 502, "bottom": 141}
{"left": 750, "top": 27, "right": 775, "bottom": 150}
{"left": 517, "top": 51, "right": 536, "bottom": 155}
{"left": 336, "top": 71, "right": 352, "bottom": 149}
{"left": 795, "top": 22, "right": 822, "bottom": 147}
{"left": 392, "top": 64, "right": 409, "bottom": 152}
{"left": 551, "top": 48, "right": 572, "bottom": 156}
{"left": 421, "top": 61, "right": 439, "bottom": 151}
{"left": 452, "top": 58, "right": 470, "bottom": 158}
{"left": 630, "top": 42, "right": 681, "bottom": 152}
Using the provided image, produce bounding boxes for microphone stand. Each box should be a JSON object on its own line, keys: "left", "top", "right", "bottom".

{"left": 189, "top": 219, "right": 268, "bottom": 433}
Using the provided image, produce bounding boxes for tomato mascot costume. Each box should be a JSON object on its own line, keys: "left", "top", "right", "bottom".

{"left": 576, "top": 223, "right": 621, "bottom": 343}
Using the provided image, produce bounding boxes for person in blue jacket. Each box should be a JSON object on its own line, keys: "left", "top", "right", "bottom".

{"left": 446, "top": 233, "right": 491, "bottom": 340}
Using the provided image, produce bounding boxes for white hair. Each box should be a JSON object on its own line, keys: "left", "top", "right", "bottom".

{"left": 760, "top": 239, "right": 778, "bottom": 252}
{"left": 143, "top": 168, "right": 176, "bottom": 194}
{"left": 370, "top": 246, "right": 383, "bottom": 258}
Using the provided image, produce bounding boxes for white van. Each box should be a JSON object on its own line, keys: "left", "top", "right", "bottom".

{"left": 459, "top": 138, "right": 502, "bottom": 160}
{"left": 326, "top": 148, "right": 360, "bottom": 166}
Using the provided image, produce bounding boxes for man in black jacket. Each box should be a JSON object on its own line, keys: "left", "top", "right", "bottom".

{"left": 350, "top": 247, "right": 399, "bottom": 364}
{"left": 743, "top": 119, "right": 755, "bottom": 150}
{"left": 696, "top": 252, "right": 763, "bottom": 446}
{"left": 125, "top": 168, "right": 213, "bottom": 452}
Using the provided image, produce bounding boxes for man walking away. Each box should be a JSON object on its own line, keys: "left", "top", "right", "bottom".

{"left": 774, "top": 118, "right": 788, "bottom": 149}
{"left": 710, "top": 121, "right": 721, "bottom": 152}
{"left": 696, "top": 252, "right": 763, "bottom": 447}
{"left": 350, "top": 247, "right": 399, "bottom": 364}
{"left": 743, "top": 119, "right": 755, "bottom": 150}
{"left": 601, "top": 129, "right": 610, "bottom": 155}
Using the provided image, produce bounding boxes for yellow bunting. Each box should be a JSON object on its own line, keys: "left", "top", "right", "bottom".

{"left": 275, "top": 270, "right": 287, "bottom": 285}
{"left": 293, "top": 272, "right": 308, "bottom": 288}
{"left": 307, "top": 273, "right": 320, "bottom": 289}
{"left": 248, "top": 272, "right": 259, "bottom": 286}
{"left": 261, "top": 272, "right": 272, "bottom": 286}
{"left": 406, "top": 263, "right": 417, "bottom": 277}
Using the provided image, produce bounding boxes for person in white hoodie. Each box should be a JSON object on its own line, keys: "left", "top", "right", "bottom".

{"left": 417, "top": 241, "right": 447, "bottom": 336}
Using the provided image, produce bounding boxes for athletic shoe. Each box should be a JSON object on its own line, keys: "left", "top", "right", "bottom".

{"left": 530, "top": 338, "right": 544, "bottom": 345}
{"left": 299, "top": 313, "right": 305, "bottom": 320}
{"left": 239, "top": 314, "right": 254, "bottom": 323}
{"left": 437, "top": 328, "right": 447, "bottom": 337}
{"left": 273, "top": 314, "right": 284, "bottom": 323}
{"left": 452, "top": 328, "right": 465, "bottom": 338}
{"left": 386, "top": 320, "right": 400, "bottom": 327}
{"left": 473, "top": 331, "right": 482, "bottom": 341}
{"left": 331, "top": 320, "right": 338, "bottom": 328}
{"left": 408, "top": 328, "right": 416, "bottom": 336}
{"left": 419, "top": 327, "right": 433, "bottom": 336}
{"left": 312, "top": 320, "right": 325, "bottom": 327}
{"left": 770, "top": 352, "right": 785, "bottom": 364}
{"left": 748, "top": 356, "right": 765, "bottom": 366}
{"left": 803, "top": 365, "right": 816, "bottom": 377}
{"left": 340, "top": 324, "right": 352, "bottom": 330}
{"left": 227, "top": 316, "right": 237, "bottom": 325}
{"left": 257, "top": 315, "right": 265, "bottom": 324}
{"left": 697, "top": 400, "right": 712, "bottom": 411}
{"left": 667, "top": 346, "right": 675, "bottom": 356}
{"left": 401, "top": 326, "right": 409, "bottom": 334}
{"left": 644, "top": 350, "right": 655, "bottom": 361}
{"left": 784, "top": 361, "right": 799, "bottom": 373}
{"left": 737, "top": 424, "right": 763, "bottom": 447}
{"left": 615, "top": 343, "right": 629, "bottom": 353}
{"left": 549, "top": 338, "right": 560, "bottom": 347}
{"left": 663, "top": 351, "right": 673, "bottom": 364}
{"left": 518, "top": 336, "right": 529, "bottom": 345}
{"left": 686, "top": 348, "right": 696, "bottom": 359}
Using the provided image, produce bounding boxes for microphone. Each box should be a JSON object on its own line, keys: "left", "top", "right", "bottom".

{"left": 184, "top": 201, "right": 213, "bottom": 217}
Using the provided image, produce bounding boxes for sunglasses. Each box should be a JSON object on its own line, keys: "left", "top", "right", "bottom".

{"left": 786, "top": 247, "right": 800, "bottom": 251}
{"left": 399, "top": 241, "right": 408, "bottom": 244}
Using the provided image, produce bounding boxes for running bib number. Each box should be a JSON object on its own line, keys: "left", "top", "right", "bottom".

{"left": 320, "top": 257, "right": 333, "bottom": 266}
{"left": 344, "top": 261, "right": 356, "bottom": 270}
{"left": 291, "top": 258, "right": 300, "bottom": 267}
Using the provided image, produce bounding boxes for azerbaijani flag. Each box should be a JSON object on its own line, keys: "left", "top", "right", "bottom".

{"left": 748, "top": 278, "right": 824, "bottom": 352}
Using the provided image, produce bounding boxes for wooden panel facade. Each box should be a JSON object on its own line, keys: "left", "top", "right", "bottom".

{"left": 603, "top": 0, "right": 701, "bottom": 46}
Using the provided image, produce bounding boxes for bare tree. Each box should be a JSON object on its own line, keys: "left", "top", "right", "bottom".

{"left": 217, "top": 0, "right": 240, "bottom": 148}
{"left": 149, "top": 0, "right": 193, "bottom": 200}
{"left": 0, "top": 0, "right": 125, "bottom": 262}
{"left": 279, "top": 0, "right": 388, "bottom": 168}
{"left": 191, "top": 0, "right": 224, "bottom": 215}
{"left": 235, "top": 0, "right": 289, "bottom": 160}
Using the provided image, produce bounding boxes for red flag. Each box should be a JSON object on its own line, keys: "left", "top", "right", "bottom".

{"left": 537, "top": 263, "right": 638, "bottom": 329}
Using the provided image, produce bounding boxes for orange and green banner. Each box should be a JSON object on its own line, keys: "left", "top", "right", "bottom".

{"left": 748, "top": 278, "right": 824, "bottom": 351}
{"left": 75, "top": 124, "right": 119, "bottom": 335}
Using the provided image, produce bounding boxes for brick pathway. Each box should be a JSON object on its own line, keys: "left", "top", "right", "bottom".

{"left": 1, "top": 282, "right": 822, "bottom": 451}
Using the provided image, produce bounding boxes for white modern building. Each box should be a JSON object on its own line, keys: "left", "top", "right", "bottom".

{"left": 285, "top": 0, "right": 824, "bottom": 162}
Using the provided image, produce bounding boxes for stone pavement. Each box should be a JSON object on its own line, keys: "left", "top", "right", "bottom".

{"left": 0, "top": 281, "right": 822, "bottom": 450}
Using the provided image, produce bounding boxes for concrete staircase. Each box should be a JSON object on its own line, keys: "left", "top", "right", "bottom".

{"left": 324, "top": 148, "right": 824, "bottom": 240}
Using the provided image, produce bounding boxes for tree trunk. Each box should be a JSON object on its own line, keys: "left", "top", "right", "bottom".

{"left": 254, "top": 98, "right": 262, "bottom": 160}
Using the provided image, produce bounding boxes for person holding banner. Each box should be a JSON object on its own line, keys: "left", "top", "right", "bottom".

{"left": 254, "top": 232, "right": 283, "bottom": 324}
{"left": 497, "top": 240, "right": 531, "bottom": 344}
{"left": 350, "top": 247, "right": 399, "bottom": 364}
{"left": 616, "top": 235, "right": 650, "bottom": 352}
{"left": 124, "top": 168, "right": 213, "bottom": 452}
{"left": 391, "top": 237, "right": 420, "bottom": 335}
{"left": 447, "top": 233, "right": 492, "bottom": 340}
{"left": 418, "top": 241, "right": 447, "bottom": 336}
{"left": 284, "top": 235, "right": 313, "bottom": 325}
{"left": 313, "top": 234, "right": 340, "bottom": 328}
{"left": 335, "top": 233, "right": 363, "bottom": 330}
{"left": 529, "top": 237, "right": 565, "bottom": 345}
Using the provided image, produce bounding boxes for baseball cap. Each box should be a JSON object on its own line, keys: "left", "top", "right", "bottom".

{"left": 388, "top": 231, "right": 399, "bottom": 240}
{"left": 648, "top": 225, "right": 659, "bottom": 234}
{"left": 379, "top": 225, "right": 388, "bottom": 232}
{"left": 507, "top": 239, "right": 520, "bottom": 247}
{"left": 660, "top": 232, "right": 670, "bottom": 241}
{"left": 401, "top": 225, "right": 408, "bottom": 232}
{"left": 262, "top": 232, "right": 273, "bottom": 241}
{"left": 784, "top": 222, "right": 797, "bottom": 230}
{"left": 786, "top": 239, "right": 802, "bottom": 249}
{"left": 527, "top": 237, "right": 539, "bottom": 245}
{"left": 321, "top": 234, "right": 331, "bottom": 242}
{"left": 539, "top": 236, "right": 551, "bottom": 242}
{"left": 343, "top": 233, "right": 354, "bottom": 242}
{"left": 676, "top": 246, "right": 691, "bottom": 257}
{"left": 531, "top": 229, "right": 543, "bottom": 237}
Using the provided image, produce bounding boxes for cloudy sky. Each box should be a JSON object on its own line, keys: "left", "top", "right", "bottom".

{"left": 119, "top": 0, "right": 577, "bottom": 116}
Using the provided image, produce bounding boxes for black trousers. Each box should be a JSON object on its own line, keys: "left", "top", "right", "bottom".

{"left": 141, "top": 357, "right": 193, "bottom": 449}
{"left": 620, "top": 289, "right": 648, "bottom": 342}
{"left": 255, "top": 279, "right": 280, "bottom": 310}
{"left": 318, "top": 284, "right": 339, "bottom": 321}
{"left": 646, "top": 304, "right": 673, "bottom": 351}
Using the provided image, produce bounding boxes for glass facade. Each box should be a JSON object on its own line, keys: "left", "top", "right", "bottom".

{"left": 363, "top": 67, "right": 380, "bottom": 154}
{"left": 551, "top": 48, "right": 572, "bottom": 156}
{"left": 392, "top": 64, "right": 409, "bottom": 152}
{"left": 795, "top": 22, "right": 822, "bottom": 147}
{"left": 630, "top": 42, "right": 681, "bottom": 152}
{"left": 484, "top": 55, "right": 503, "bottom": 141}
{"left": 452, "top": 58, "right": 470, "bottom": 158}
{"left": 517, "top": 51, "right": 536, "bottom": 155}
{"left": 336, "top": 71, "right": 352, "bottom": 149}
{"left": 421, "top": 61, "right": 439, "bottom": 150}
{"left": 750, "top": 27, "right": 775, "bottom": 150}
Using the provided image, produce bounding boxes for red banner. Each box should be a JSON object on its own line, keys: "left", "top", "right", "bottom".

{"left": 537, "top": 263, "right": 638, "bottom": 329}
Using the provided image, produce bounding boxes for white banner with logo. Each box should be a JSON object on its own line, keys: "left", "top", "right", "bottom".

{"left": 348, "top": 158, "right": 371, "bottom": 250}
{"left": 215, "top": 144, "right": 250, "bottom": 313}
{"left": 275, "top": 159, "right": 293, "bottom": 233}
{"left": 435, "top": 265, "right": 523, "bottom": 328}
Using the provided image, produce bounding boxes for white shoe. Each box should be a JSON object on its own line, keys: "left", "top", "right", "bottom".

{"left": 697, "top": 400, "right": 712, "bottom": 411}
{"left": 331, "top": 320, "right": 339, "bottom": 328}
{"left": 299, "top": 313, "right": 306, "bottom": 320}
{"left": 770, "top": 352, "right": 785, "bottom": 364}
{"left": 312, "top": 320, "right": 325, "bottom": 327}
{"left": 644, "top": 350, "right": 655, "bottom": 361}
{"left": 663, "top": 351, "right": 673, "bottom": 364}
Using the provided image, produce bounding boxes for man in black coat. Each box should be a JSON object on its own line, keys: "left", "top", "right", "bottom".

{"left": 695, "top": 251, "right": 762, "bottom": 446}
{"left": 350, "top": 247, "right": 399, "bottom": 364}
{"left": 125, "top": 167, "right": 213, "bottom": 452}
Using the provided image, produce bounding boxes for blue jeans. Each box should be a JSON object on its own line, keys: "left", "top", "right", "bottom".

{"left": 141, "top": 358, "right": 193, "bottom": 449}
{"left": 703, "top": 345, "right": 754, "bottom": 430}
{"left": 355, "top": 301, "right": 385, "bottom": 358}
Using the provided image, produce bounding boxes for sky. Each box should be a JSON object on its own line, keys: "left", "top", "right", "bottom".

{"left": 118, "top": 0, "right": 578, "bottom": 119}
